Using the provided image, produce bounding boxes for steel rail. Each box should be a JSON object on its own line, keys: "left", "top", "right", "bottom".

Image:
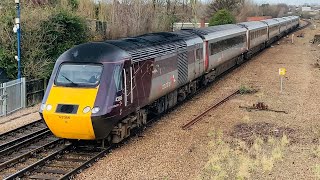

{"left": 0, "top": 127, "right": 49, "bottom": 151}
{"left": 0, "top": 130, "right": 51, "bottom": 156}
{"left": 4, "top": 143, "right": 111, "bottom": 180}
{"left": 4, "top": 143, "right": 73, "bottom": 180}
{"left": 0, "top": 138, "right": 63, "bottom": 171}
{"left": 0, "top": 119, "right": 43, "bottom": 139}
{"left": 182, "top": 90, "right": 240, "bottom": 130}
{"left": 59, "top": 146, "right": 111, "bottom": 180}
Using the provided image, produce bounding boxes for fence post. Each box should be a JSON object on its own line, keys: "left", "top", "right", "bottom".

{"left": 21, "top": 78, "right": 26, "bottom": 108}
{"left": 3, "top": 82, "right": 7, "bottom": 116}
{"left": 44, "top": 78, "right": 47, "bottom": 92}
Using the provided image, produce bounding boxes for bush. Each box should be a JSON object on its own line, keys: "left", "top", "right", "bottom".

{"left": 41, "top": 10, "right": 89, "bottom": 61}
{"left": 32, "top": 10, "right": 89, "bottom": 78}
{"left": 209, "top": 9, "right": 236, "bottom": 26}
{"left": 0, "top": 3, "right": 89, "bottom": 80}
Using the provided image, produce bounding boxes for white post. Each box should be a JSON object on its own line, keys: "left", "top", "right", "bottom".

{"left": 280, "top": 76, "right": 283, "bottom": 93}
{"left": 279, "top": 68, "right": 286, "bottom": 93}
{"left": 291, "top": 34, "right": 294, "bottom": 44}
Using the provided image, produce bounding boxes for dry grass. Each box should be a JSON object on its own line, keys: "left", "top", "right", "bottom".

{"left": 200, "top": 129, "right": 290, "bottom": 179}
{"left": 313, "top": 145, "right": 320, "bottom": 158}
{"left": 315, "top": 164, "right": 320, "bottom": 179}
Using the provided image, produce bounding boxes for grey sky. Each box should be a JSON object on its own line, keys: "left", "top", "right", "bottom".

{"left": 253, "top": 0, "right": 319, "bottom": 5}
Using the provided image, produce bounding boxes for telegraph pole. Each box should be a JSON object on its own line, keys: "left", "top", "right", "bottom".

{"left": 14, "top": 0, "right": 21, "bottom": 79}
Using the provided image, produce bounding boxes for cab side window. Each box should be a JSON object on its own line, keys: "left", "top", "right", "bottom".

{"left": 113, "top": 65, "right": 123, "bottom": 91}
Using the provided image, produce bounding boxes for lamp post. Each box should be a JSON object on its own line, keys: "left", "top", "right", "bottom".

{"left": 13, "top": 0, "right": 21, "bottom": 79}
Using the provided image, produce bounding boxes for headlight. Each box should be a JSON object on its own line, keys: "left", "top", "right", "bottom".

{"left": 46, "top": 104, "right": 52, "bottom": 111}
{"left": 83, "top": 106, "right": 91, "bottom": 114}
{"left": 92, "top": 107, "right": 100, "bottom": 114}
{"left": 40, "top": 104, "right": 46, "bottom": 111}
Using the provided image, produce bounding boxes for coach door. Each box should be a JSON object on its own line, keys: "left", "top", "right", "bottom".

{"left": 194, "top": 47, "right": 202, "bottom": 78}
{"left": 123, "top": 64, "right": 134, "bottom": 107}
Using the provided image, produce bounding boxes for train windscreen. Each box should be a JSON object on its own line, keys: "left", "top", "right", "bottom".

{"left": 55, "top": 63, "right": 103, "bottom": 87}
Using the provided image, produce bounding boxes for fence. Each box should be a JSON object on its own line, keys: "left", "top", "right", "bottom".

{"left": 26, "top": 79, "right": 47, "bottom": 107}
{"left": 0, "top": 78, "right": 26, "bottom": 116}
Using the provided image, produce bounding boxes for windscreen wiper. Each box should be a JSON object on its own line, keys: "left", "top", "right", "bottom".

{"left": 61, "top": 75, "right": 78, "bottom": 86}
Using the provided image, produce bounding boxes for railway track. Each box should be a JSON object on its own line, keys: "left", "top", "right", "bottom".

{"left": 0, "top": 19, "right": 312, "bottom": 180}
{"left": 0, "top": 120, "right": 111, "bottom": 180}
{"left": 296, "top": 19, "right": 312, "bottom": 31}
{"left": 4, "top": 142, "right": 110, "bottom": 180}
{"left": 0, "top": 120, "right": 49, "bottom": 152}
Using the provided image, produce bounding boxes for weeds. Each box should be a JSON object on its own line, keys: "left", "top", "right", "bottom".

{"left": 239, "top": 85, "right": 257, "bottom": 95}
{"left": 201, "top": 129, "right": 289, "bottom": 179}
{"left": 312, "top": 145, "right": 320, "bottom": 158}
{"left": 315, "top": 164, "right": 320, "bottom": 179}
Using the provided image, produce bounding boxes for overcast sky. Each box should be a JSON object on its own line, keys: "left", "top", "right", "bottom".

{"left": 253, "top": 0, "right": 319, "bottom": 5}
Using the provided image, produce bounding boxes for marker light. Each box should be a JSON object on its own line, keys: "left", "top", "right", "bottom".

{"left": 83, "top": 106, "right": 91, "bottom": 114}
{"left": 46, "top": 104, "right": 52, "bottom": 111}
{"left": 40, "top": 104, "right": 46, "bottom": 111}
{"left": 92, "top": 107, "right": 100, "bottom": 114}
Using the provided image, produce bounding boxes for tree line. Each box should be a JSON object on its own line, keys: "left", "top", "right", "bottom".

{"left": 0, "top": 0, "right": 291, "bottom": 80}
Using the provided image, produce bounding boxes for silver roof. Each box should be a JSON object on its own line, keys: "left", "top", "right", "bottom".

{"left": 282, "top": 16, "right": 293, "bottom": 22}
{"left": 274, "top": 18, "right": 286, "bottom": 23}
{"left": 289, "top": 16, "right": 300, "bottom": 20}
{"left": 238, "top": 21, "right": 268, "bottom": 30}
{"left": 186, "top": 24, "right": 246, "bottom": 41}
{"left": 260, "top": 19, "right": 280, "bottom": 26}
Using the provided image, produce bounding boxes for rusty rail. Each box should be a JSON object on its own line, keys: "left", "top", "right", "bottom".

{"left": 182, "top": 90, "right": 240, "bottom": 130}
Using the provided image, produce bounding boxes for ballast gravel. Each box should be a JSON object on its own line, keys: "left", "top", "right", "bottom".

{"left": 0, "top": 105, "right": 41, "bottom": 134}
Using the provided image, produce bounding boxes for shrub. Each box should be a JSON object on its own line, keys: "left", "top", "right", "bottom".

{"left": 41, "top": 10, "right": 88, "bottom": 60}
{"left": 209, "top": 9, "right": 236, "bottom": 26}
{"left": 0, "top": 3, "right": 89, "bottom": 80}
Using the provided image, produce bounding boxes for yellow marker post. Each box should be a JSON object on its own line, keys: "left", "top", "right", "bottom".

{"left": 279, "top": 68, "right": 286, "bottom": 93}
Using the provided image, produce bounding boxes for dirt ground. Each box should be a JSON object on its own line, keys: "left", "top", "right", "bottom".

{"left": 75, "top": 21, "right": 320, "bottom": 180}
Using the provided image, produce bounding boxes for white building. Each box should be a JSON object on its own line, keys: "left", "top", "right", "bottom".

{"left": 302, "top": 7, "right": 312, "bottom": 12}
{"left": 173, "top": 22, "right": 209, "bottom": 31}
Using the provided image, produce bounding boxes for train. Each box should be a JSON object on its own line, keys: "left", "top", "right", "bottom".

{"left": 40, "top": 16, "right": 300, "bottom": 143}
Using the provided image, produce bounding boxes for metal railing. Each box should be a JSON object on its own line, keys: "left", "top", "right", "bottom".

{"left": 0, "top": 78, "right": 26, "bottom": 116}
{"left": 26, "top": 79, "right": 47, "bottom": 107}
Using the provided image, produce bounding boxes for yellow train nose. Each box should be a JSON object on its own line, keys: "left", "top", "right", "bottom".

{"left": 43, "top": 110, "right": 96, "bottom": 140}
{"left": 42, "top": 86, "right": 99, "bottom": 140}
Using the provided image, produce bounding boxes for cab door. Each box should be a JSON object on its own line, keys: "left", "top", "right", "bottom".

{"left": 123, "top": 65, "right": 133, "bottom": 107}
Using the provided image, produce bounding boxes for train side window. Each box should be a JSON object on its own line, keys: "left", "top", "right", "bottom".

{"left": 209, "top": 43, "right": 214, "bottom": 55}
{"left": 196, "top": 49, "right": 201, "bottom": 60}
{"left": 113, "top": 64, "right": 122, "bottom": 91}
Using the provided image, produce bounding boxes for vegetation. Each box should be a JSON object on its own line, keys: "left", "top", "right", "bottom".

{"left": 239, "top": 85, "right": 257, "bottom": 94}
{"left": 0, "top": 0, "right": 293, "bottom": 80}
{"left": 0, "top": 0, "right": 201, "bottom": 80}
{"left": 202, "top": 129, "right": 290, "bottom": 179}
{"left": 0, "top": 1, "right": 89, "bottom": 79}
{"left": 209, "top": 9, "right": 235, "bottom": 26}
